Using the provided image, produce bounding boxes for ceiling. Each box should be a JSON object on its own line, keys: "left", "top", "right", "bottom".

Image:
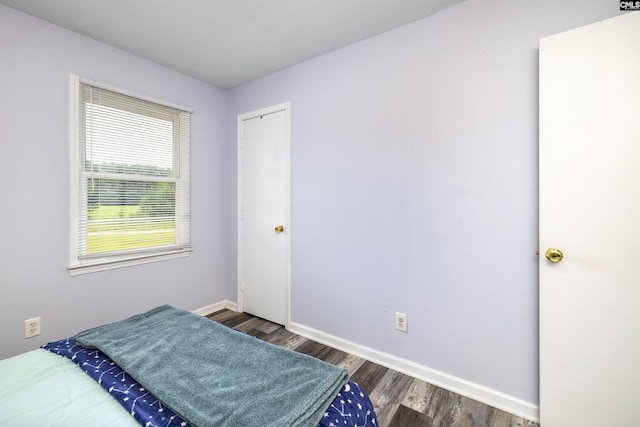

{"left": 0, "top": 0, "right": 462, "bottom": 88}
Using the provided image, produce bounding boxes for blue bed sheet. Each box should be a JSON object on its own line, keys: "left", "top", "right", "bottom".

{"left": 42, "top": 338, "right": 377, "bottom": 427}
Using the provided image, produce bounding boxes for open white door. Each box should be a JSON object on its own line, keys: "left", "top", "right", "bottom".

{"left": 238, "top": 103, "right": 291, "bottom": 326}
{"left": 539, "top": 13, "right": 640, "bottom": 426}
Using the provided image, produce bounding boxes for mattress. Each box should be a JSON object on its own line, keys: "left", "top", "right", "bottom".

{"left": 0, "top": 348, "right": 140, "bottom": 426}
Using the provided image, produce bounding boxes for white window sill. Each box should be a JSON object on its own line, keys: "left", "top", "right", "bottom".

{"left": 67, "top": 248, "right": 191, "bottom": 276}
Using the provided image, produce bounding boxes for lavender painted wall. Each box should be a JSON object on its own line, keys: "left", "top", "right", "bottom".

{"left": 226, "top": 0, "right": 621, "bottom": 404}
{"left": 0, "top": 6, "right": 227, "bottom": 359}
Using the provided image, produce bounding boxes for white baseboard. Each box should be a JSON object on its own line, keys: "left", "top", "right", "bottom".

{"left": 192, "top": 300, "right": 238, "bottom": 317}
{"left": 289, "top": 322, "right": 539, "bottom": 423}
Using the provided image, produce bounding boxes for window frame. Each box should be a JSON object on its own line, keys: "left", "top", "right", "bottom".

{"left": 68, "top": 74, "right": 192, "bottom": 275}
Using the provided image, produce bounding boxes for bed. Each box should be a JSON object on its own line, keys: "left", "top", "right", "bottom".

{"left": 0, "top": 305, "right": 377, "bottom": 427}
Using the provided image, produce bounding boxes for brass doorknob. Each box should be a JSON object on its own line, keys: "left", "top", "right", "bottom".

{"left": 545, "top": 248, "right": 564, "bottom": 263}
{"left": 274, "top": 225, "right": 285, "bottom": 233}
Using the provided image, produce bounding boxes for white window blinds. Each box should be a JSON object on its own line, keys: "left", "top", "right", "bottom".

{"left": 69, "top": 75, "right": 191, "bottom": 274}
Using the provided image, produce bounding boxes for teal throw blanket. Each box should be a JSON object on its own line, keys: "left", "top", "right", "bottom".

{"left": 75, "top": 305, "right": 348, "bottom": 427}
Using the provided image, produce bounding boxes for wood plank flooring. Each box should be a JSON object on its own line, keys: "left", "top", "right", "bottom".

{"left": 207, "top": 309, "right": 539, "bottom": 427}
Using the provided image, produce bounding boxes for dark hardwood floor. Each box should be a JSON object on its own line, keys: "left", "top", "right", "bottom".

{"left": 207, "top": 309, "right": 539, "bottom": 427}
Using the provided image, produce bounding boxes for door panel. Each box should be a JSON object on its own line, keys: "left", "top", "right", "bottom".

{"left": 238, "top": 104, "right": 290, "bottom": 326}
{"left": 539, "top": 13, "right": 640, "bottom": 426}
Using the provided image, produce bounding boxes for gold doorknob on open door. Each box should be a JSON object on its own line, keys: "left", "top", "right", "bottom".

{"left": 545, "top": 248, "right": 564, "bottom": 263}
{"left": 274, "top": 225, "right": 285, "bottom": 233}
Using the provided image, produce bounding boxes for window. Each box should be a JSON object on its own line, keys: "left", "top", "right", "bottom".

{"left": 68, "top": 75, "right": 191, "bottom": 275}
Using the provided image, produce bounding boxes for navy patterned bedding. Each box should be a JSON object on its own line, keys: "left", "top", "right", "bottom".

{"left": 42, "top": 338, "right": 378, "bottom": 427}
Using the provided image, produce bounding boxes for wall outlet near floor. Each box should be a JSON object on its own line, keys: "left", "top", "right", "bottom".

{"left": 24, "top": 317, "right": 41, "bottom": 339}
{"left": 395, "top": 312, "right": 408, "bottom": 332}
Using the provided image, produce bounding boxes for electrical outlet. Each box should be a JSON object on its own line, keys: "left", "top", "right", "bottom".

{"left": 395, "top": 312, "right": 408, "bottom": 333}
{"left": 24, "top": 317, "right": 41, "bottom": 339}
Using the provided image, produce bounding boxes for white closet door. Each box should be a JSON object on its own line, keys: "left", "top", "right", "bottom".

{"left": 238, "top": 103, "right": 291, "bottom": 326}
